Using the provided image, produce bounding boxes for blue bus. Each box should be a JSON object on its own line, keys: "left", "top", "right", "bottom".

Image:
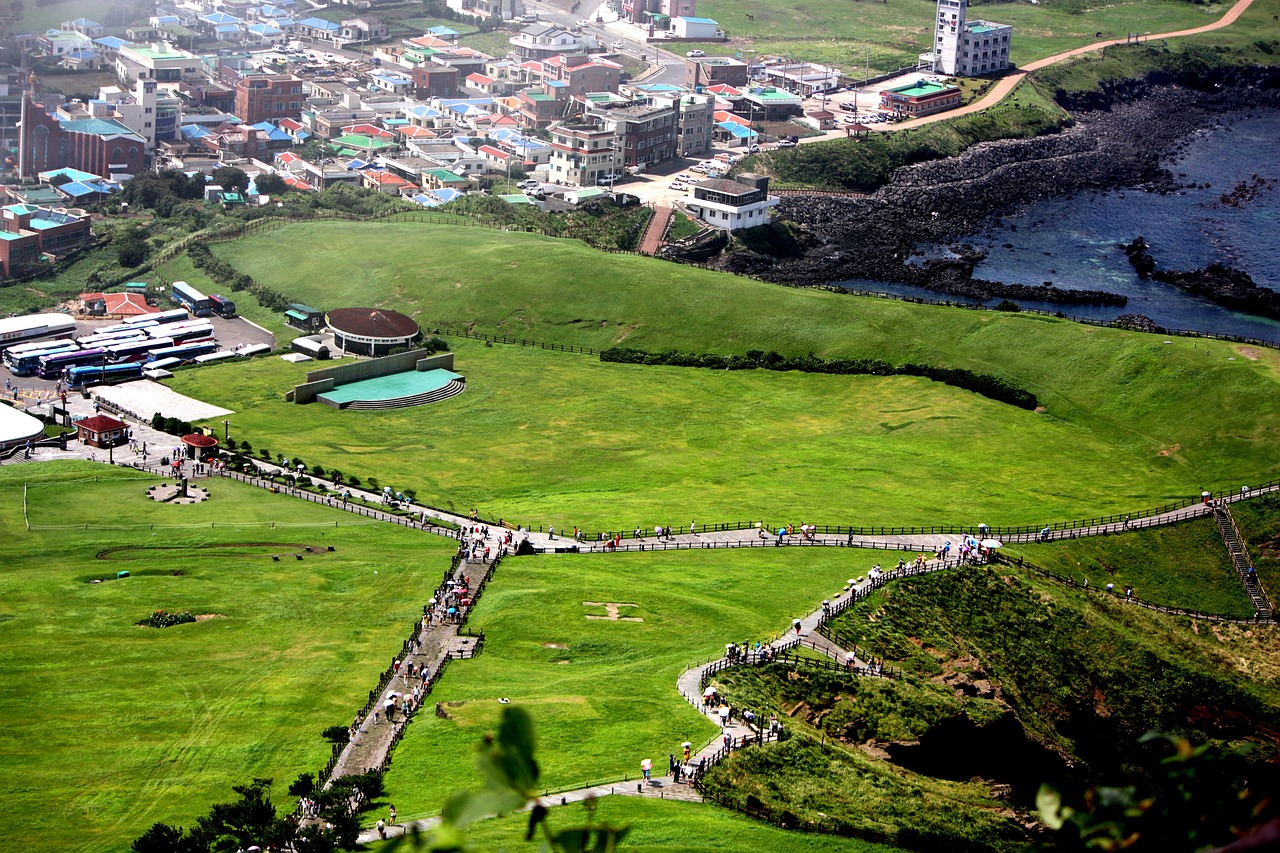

{"left": 146, "top": 341, "right": 218, "bottom": 364}
{"left": 208, "top": 294, "right": 237, "bottom": 318}
{"left": 170, "top": 281, "right": 212, "bottom": 317}
{"left": 3, "top": 339, "right": 78, "bottom": 376}
{"left": 37, "top": 347, "right": 106, "bottom": 379}
{"left": 64, "top": 362, "right": 144, "bottom": 389}
{"left": 106, "top": 336, "right": 173, "bottom": 363}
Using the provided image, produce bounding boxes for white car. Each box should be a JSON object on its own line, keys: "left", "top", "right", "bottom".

{"left": 686, "top": 49, "right": 705, "bottom": 57}
{"left": 611, "top": 40, "right": 624, "bottom": 50}
{"left": 576, "top": 19, "right": 592, "bottom": 27}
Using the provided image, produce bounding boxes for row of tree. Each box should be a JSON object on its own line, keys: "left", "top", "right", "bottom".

{"left": 599, "top": 347, "right": 1039, "bottom": 410}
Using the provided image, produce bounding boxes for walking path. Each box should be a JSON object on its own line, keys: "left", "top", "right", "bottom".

{"left": 638, "top": 204, "right": 673, "bottom": 255}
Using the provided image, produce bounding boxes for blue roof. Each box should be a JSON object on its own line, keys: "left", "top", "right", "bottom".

{"left": 65, "top": 49, "right": 97, "bottom": 60}
{"left": 68, "top": 18, "right": 102, "bottom": 28}
{"left": 299, "top": 17, "right": 340, "bottom": 32}
{"left": 58, "top": 180, "right": 114, "bottom": 197}
{"left": 93, "top": 36, "right": 131, "bottom": 49}
{"left": 215, "top": 24, "right": 241, "bottom": 34}
{"left": 180, "top": 124, "right": 211, "bottom": 139}
{"left": 247, "top": 23, "right": 282, "bottom": 36}
{"left": 154, "top": 16, "right": 180, "bottom": 24}
{"left": 39, "top": 167, "right": 100, "bottom": 183}
{"left": 680, "top": 16, "right": 718, "bottom": 24}
{"left": 427, "top": 26, "right": 458, "bottom": 35}
{"left": 717, "top": 121, "right": 757, "bottom": 139}
{"left": 201, "top": 12, "right": 242, "bottom": 24}
{"left": 249, "top": 121, "right": 291, "bottom": 141}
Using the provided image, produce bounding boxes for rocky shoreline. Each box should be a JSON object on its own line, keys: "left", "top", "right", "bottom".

{"left": 703, "top": 71, "right": 1280, "bottom": 313}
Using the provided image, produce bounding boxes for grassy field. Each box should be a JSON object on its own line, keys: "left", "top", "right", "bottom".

{"left": 155, "top": 252, "right": 299, "bottom": 346}
{"left": 689, "top": 0, "right": 1232, "bottom": 73}
{"left": 197, "top": 220, "right": 1280, "bottom": 528}
{"left": 1004, "top": 518, "right": 1255, "bottom": 617}
{"left": 426, "top": 796, "right": 901, "bottom": 853}
{"left": 0, "top": 462, "right": 456, "bottom": 853}
{"left": 169, "top": 334, "right": 1265, "bottom": 532}
{"left": 379, "top": 547, "right": 880, "bottom": 821}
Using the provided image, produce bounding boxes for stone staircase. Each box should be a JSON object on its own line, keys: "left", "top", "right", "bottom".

{"left": 1212, "top": 505, "right": 1273, "bottom": 619}
{"left": 341, "top": 379, "right": 466, "bottom": 411}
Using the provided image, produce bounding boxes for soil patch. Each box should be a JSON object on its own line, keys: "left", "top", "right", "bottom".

{"left": 1237, "top": 346, "right": 1261, "bottom": 360}
{"left": 195, "top": 614, "right": 224, "bottom": 622}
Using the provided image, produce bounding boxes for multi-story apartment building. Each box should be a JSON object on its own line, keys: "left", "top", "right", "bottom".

{"left": 589, "top": 101, "right": 676, "bottom": 169}
{"left": 548, "top": 122, "right": 617, "bottom": 186}
{"left": 235, "top": 74, "right": 304, "bottom": 125}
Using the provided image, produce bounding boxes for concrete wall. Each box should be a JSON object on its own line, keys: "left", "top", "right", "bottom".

{"left": 288, "top": 349, "right": 453, "bottom": 404}
{"left": 415, "top": 352, "right": 454, "bottom": 372}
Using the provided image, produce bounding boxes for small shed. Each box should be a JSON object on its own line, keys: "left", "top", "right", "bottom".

{"left": 180, "top": 432, "right": 219, "bottom": 460}
{"left": 76, "top": 415, "right": 128, "bottom": 448}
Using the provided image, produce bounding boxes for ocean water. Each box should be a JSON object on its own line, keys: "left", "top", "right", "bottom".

{"left": 836, "top": 110, "right": 1280, "bottom": 343}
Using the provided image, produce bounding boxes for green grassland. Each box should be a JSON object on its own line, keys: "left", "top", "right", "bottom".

{"left": 440, "top": 796, "right": 900, "bottom": 853}
{"left": 379, "top": 548, "right": 878, "bottom": 821}
{"left": 1004, "top": 517, "right": 1255, "bottom": 617}
{"left": 192, "top": 220, "right": 1280, "bottom": 528}
{"left": 170, "top": 335, "right": 1254, "bottom": 532}
{"left": 690, "top": 0, "right": 1231, "bottom": 72}
{"left": 155, "top": 251, "right": 299, "bottom": 346}
{"left": 0, "top": 463, "right": 456, "bottom": 853}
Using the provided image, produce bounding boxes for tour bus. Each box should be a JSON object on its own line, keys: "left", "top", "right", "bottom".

{"left": 236, "top": 343, "right": 270, "bottom": 357}
{"left": 193, "top": 349, "right": 236, "bottom": 364}
{"left": 145, "top": 357, "right": 182, "bottom": 371}
{"left": 36, "top": 347, "right": 106, "bottom": 379}
{"left": 76, "top": 329, "right": 148, "bottom": 349}
{"left": 125, "top": 309, "right": 187, "bottom": 326}
{"left": 64, "top": 362, "right": 144, "bottom": 389}
{"left": 90, "top": 322, "right": 152, "bottom": 337}
{"left": 3, "top": 339, "right": 78, "bottom": 376}
{"left": 0, "top": 313, "right": 77, "bottom": 347}
{"left": 106, "top": 336, "right": 173, "bottom": 364}
{"left": 208, "top": 294, "right": 237, "bottom": 319}
{"left": 146, "top": 341, "right": 218, "bottom": 363}
{"left": 170, "top": 281, "right": 212, "bottom": 317}
{"left": 145, "top": 322, "right": 214, "bottom": 344}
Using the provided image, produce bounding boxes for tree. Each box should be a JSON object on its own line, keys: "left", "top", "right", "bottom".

{"left": 115, "top": 224, "right": 150, "bottom": 268}
{"left": 255, "top": 171, "right": 287, "bottom": 196}
{"left": 211, "top": 166, "right": 250, "bottom": 194}
{"left": 131, "top": 822, "right": 186, "bottom": 853}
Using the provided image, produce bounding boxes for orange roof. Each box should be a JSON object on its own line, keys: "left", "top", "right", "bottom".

{"left": 80, "top": 291, "right": 106, "bottom": 302}
{"left": 102, "top": 292, "right": 156, "bottom": 317}
{"left": 407, "top": 35, "right": 453, "bottom": 48}
{"left": 400, "top": 125, "right": 436, "bottom": 139}
{"left": 714, "top": 110, "right": 750, "bottom": 126}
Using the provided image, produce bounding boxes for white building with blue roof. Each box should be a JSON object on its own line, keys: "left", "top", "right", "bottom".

{"left": 670, "top": 16, "right": 723, "bottom": 40}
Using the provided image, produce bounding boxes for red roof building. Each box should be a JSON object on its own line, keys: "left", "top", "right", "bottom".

{"left": 76, "top": 414, "right": 129, "bottom": 448}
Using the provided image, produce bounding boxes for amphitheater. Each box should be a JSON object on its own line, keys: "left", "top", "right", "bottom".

{"left": 285, "top": 348, "right": 464, "bottom": 411}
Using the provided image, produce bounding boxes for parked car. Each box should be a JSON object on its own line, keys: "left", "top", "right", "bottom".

{"left": 519, "top": 13, "right": 538, "bottom": 22}
{"left": 776, "top": 139, "right": 797, "bottom": 147}
{"left": 686, "top": 49, "right": 705, "bottom": 57}
{"left": 838, "top": 101, "right": 857, "bottom": 111}
{"left": 668, "top": 181, "right": 686, "bottom": 190}
{"left": 611, "top": 40, "right": 625, "bottom": 50}
{"left": 596, "top": 174, "right": 618, "bottom": 185}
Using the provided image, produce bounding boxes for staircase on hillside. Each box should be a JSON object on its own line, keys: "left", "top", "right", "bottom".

{"left": 1212, "top": 505, "right": 1273, "bottom": 619}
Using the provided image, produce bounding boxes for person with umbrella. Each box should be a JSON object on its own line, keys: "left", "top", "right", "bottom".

{"left": 683, "top": 741, "right": 692, "bottom": 761}
{"left": 641, "top": 758, "right": 652, "bottom": 783}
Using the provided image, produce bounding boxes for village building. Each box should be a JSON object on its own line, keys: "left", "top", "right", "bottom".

{"left": 684, "top": 174, "right": 778, "bottom": 232}
{"left": 933, "top": 0, "right": 1012, "bottom": 76}
{"left": 878, "top": 79, "right": 962, "bottom": 118}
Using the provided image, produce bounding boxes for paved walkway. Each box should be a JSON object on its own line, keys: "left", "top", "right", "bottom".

{"left": 638, "top": 204, "right": 673, "bottom": 255}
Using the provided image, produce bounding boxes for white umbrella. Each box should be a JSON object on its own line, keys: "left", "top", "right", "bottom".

{"left": 682, "top": 741, "right": 692, "bottom": 748}
{"left": 640, "top": 758, "right": 652, "bottom": 770}
{"left": 979, "top": 538, "right": 1003, "bottom": 548}
{"left": 703, "top": 686, "right": 716, "bottom": 696}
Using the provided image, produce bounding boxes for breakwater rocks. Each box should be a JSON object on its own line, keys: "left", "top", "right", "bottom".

{"left": 1153, "top": 264, "right": 1280, "bottom": 321}
{"left": 713, "top": 79, "right": 1280, "bottom": 309}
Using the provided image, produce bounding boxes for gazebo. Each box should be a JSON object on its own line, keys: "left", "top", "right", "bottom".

{"left": 845, "top": 123, "right": 872, "bottom": 139}
{"left": 180, "top": 433, "right": 219, "bottom": 460}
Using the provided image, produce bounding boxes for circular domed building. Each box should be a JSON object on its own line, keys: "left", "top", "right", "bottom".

{"left": 326, "top": 307, "right": 420, "bottom": 356}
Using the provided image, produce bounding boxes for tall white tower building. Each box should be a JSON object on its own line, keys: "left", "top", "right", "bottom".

{"left": 932, "top": 0, "right": 1013, "bottom": 77}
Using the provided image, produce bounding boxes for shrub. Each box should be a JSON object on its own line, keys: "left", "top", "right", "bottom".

{"left": 136, "top": 610, "right": 197, "bottom": 628}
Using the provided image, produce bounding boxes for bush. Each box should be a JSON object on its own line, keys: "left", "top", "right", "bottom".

{"left": 320, "top": 725, "right": 350, "bottom": 744}
{"left": 600, "top": 347, "right": 1038, "bottom": 410}
{"left": 136, "top": 610, "right": 197, "bottom": 628}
